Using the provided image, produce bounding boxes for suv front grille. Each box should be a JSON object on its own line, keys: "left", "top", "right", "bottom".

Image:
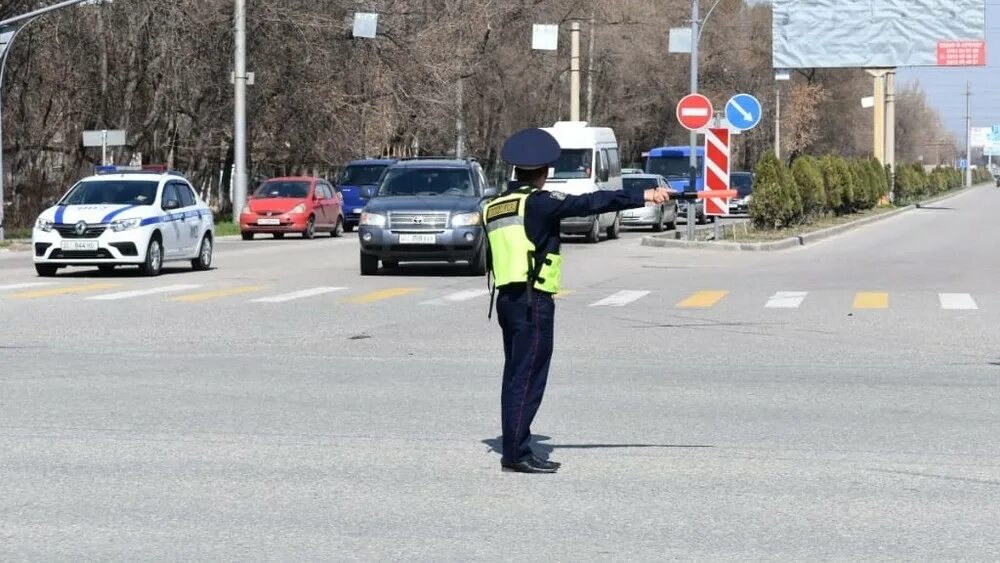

{"left": 54, "top": 224, "right": 107, "bottom": 239}
{"left": 389, "top": 212, "right": 449, "bottom": 231}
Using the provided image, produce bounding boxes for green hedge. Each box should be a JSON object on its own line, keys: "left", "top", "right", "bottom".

{"left": 750, "top": 154, "right": 968, "bottom": 228}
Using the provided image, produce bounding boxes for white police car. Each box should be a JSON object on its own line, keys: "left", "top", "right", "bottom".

{"left": 31, "top": 165, "right": 215, "bottom": 277}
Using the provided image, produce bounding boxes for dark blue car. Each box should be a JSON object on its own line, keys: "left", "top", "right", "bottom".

{"left": 335, "top": 159, "right": 397, "bottom": 231}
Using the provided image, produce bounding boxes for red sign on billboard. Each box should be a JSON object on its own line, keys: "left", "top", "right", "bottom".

{"left": 936, "top": 41, "right": 986, "bottom": 66}
{"left": 703, "top": 128, "right": 730, "bottom": 216}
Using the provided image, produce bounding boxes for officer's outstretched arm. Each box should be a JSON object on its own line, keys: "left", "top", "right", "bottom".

{"left": 528, "top": 187, "right": 664, "bottom": 220}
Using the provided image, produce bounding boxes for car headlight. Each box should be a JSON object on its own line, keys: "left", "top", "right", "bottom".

{"left": 359, "top": 212, "right": 386, "bottom": 227}
{"left": 35, "top": 218, "right": 54, "bottom": 232}
{"left": 110, "top": 217, "right": 141, "bottom": 232}
{"left": 451, "top": 212, "right": 480, "bottom": 227}
{"left": 289, "top": 203, "right": 306, "bottom": 214}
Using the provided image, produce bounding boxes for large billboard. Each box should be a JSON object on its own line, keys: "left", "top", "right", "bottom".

{"left": 772, "top": 0, "right": 987, "bottom": 69}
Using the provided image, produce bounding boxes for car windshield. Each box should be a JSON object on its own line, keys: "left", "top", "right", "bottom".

{"left": 339, "top": 165, "right": 387, "bottom": 186}
{"left": 732, "top": 174, "right": 753, "bottom": 196}
{"left": 551, "top": 149, "right": 593, "bottom": 180}
{"left": 376, "top": 168, "right": 474, "bottom": 197}
{"left": 623, "top": 177, "right": 659, "bottom": 190}
{"left": 647, "top": 156, "right": 703, "bottom": 179}
{"left": 60, "top": 180, "right": 159, "bottom": 206}
{"left": 254, "top": 181, "right": 310, "bottom": 199}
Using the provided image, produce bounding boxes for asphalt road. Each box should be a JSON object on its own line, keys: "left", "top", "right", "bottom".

{"left": 2, "top": 189, "right": 999, "bottom": 560}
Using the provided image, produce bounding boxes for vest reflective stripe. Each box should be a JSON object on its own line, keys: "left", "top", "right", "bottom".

{"left": 483, "top": 190, "right": 561, "bottom": 294}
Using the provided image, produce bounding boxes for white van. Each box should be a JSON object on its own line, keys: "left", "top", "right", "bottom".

{"left": 538, "top": 121, "right": 624, "bottom": 242}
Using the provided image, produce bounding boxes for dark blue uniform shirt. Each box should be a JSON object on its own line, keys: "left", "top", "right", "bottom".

{"left": 512, "top": 181, "right": 647, "bottom": 263}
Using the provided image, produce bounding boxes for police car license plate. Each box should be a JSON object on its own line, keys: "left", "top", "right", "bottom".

{"left": 60, "top": 240, "right": 98, "bottom": 251}
{"left": 257, "top": 218, "right": 280, "bottom": 226}
{"left": 399, "top": 234, "right": 435, "bottom": 244}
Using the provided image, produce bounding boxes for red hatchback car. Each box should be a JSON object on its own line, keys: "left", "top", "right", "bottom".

{"left": 240, "top": 176, "right": 345, "bottom": 240}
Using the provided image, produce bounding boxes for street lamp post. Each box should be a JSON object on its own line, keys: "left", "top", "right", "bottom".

{"left": 0, "top": 0, "right": 92, "bottom": 241}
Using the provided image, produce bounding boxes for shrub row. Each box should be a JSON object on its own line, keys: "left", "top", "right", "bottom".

{"left": 749, "top": 152, "right": 893, "bottom": 229}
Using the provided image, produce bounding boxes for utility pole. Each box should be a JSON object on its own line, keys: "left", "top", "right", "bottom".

{"left": 774, "top": 87, "right": 781, "bottom": 159}
{"left": 570, "top": 22, "right": 581, "bottom": 121}
{"left": 965, "top": 80, "right": 972, "bottom": 187}
{"left": 586, "top": 7, "right": 596, "bottom": 123}
{"left": 232, "top": 0, "right": 248, "bottom": 223}
{"left": 686, "top": 0, "right": 699, "bottom": 241}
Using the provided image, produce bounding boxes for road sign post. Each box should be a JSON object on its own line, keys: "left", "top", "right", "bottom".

{"left": 677, "top": 93, "right": 713, "bottom": 240}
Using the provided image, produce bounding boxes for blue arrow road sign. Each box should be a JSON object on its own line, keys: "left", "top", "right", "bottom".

{"left": 725, "top": 94, "right": 763, "bottom": 131}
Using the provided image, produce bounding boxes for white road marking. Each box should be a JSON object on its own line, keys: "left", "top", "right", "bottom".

{"left": 589, "top": 290, "right": 651, "bottom": 307}
{"left": 765, "top": 291, "right": 808, "bottom": 309}
{"left": 421, "top": 288, "right": 489, "bottom": 305}
{"left": 87, "top": 284, "right": 203, "bottom": 301}
{"left": 251, "top": 287, "right": 347, "bottom": 303}
{"left": 0, "top": 282, "right": 58, "bottom": 292}
{"left": 939, "top": 293, "right": 978, "bottom": 310}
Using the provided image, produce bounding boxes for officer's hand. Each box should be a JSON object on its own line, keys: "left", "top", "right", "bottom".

{"left": 644, "top": 188, "right": 670, "bottom": 204}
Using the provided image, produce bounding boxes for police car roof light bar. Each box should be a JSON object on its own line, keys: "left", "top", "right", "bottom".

{"left": 94, "top": 164, "right": 186, "bottom": 177}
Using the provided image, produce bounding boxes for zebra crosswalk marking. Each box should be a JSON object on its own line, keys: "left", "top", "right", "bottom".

{"left": 677, "top": 290, "right": 728, "bottom": 309}
{"left": 252, "top": 287, "right": 347, "bottom": 303}
{"left": 589, "top": 290, "right": 651, "bottom": 307}
{"left": 939, "top": 293, "right": 978, "bottom": 310}
{"left": 853, "top": 292, "right": 889, "bottom": 310}
{"left": 87, "top": 284, "right": 203, "bottom": 301}
{"left": 765, "top": 291, "right": 808, "bottom": 309}
{"left": 10, "top": 283, "right": 123, "bottom": 299}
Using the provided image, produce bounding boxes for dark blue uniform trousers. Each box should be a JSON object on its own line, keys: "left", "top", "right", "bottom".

{"left": 496, "top": 287, "right": 555, "bottom": 463}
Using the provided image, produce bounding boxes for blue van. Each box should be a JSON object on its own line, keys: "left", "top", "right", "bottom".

{"left": 335, "top": 159, "right": 397, "bottom": 231}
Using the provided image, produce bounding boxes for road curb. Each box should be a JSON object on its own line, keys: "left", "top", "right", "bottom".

{"left": 641, "top": 184, "right": 982, "bottom": 252}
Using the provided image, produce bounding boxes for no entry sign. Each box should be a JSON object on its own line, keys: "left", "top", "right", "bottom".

{"left": 676, "top": 94, "right": 713, "bottom": 131}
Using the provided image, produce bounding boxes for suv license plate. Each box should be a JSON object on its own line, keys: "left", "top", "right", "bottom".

{"left": 61, "top": 240, "right": 98, "bottom": 251}
{"left": 399, "top": 234, "right": 435, "bottom": 244}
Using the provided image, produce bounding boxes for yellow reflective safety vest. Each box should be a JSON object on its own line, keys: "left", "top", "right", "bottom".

{"left": 482, "top": 187, "right": 562, "bottom": 295}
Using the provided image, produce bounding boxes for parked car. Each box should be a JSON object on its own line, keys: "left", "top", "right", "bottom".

{"left": 357, "top": 157, "right": 496, "bottom": 275}
{"left": 336, "top": 159, "right": 396, "bottom": 231}
{"left": 729, "top": 171, "right": 754, "bottom": 215}
{"left": 239, "top": 176, "right": 344, "bottom": 240}
{"left": 620, "top": 173, "right": 678, "bottom": 231}
{"left": 32, "top": 165, "right": 214, "bottom": 277}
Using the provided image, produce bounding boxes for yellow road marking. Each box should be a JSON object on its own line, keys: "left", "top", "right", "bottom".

{"left": 10, "top": 283, "right": 123, "bottom": 299}
{"left": 171, "top": 286, "right": 266, "bottom": 303}
{"left": 344, "top": 287, "right": 421, "bottom": 304}
{"left": 677, "top": 290, "right": 729, "bottom": 309}
{"left": 853, "top": 292, "right": 889, "bottom": 310}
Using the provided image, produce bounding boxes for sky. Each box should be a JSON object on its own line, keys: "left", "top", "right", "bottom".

{"left": 750, "top": 0, "right": 999, "bottom": 146}
{"left": 897, "top": 2, "right": 1000, "bottom": 145}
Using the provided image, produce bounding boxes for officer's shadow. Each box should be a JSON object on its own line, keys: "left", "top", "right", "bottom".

{"left": 481, "top": 435, "right": 713, "bottom": 460}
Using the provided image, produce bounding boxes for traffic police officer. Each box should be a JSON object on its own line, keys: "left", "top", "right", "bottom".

{"left": 483, "top": 128, "right": 670, "bottom": 474}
